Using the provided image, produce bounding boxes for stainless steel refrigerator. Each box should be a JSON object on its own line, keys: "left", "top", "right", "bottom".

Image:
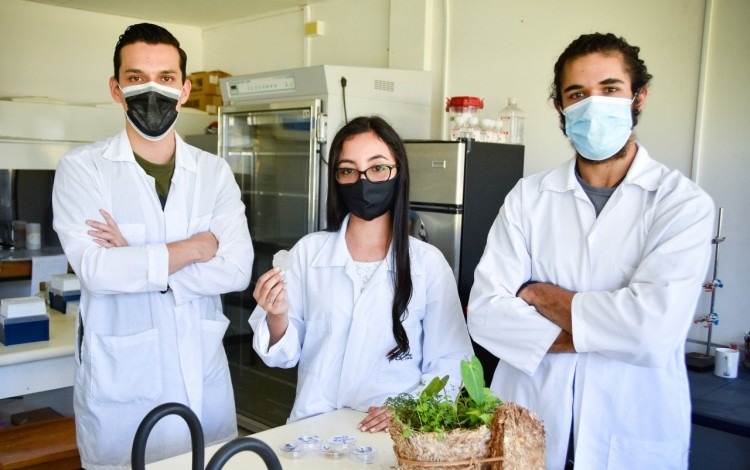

{"left": 406, "top": 140, "right": 524, "bottom": 382}
{"left": 216, "top": 65, "right": 432, "bottom": 431}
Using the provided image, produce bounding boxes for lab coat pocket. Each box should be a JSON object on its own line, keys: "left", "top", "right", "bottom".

{"left": 376, "top": 326, "right": 421, "bottom": 384}
{"left": 607, "top": 434, "right": 687, "bottom": 469}
{"left": 90, "top": 328, "right": 162, "bottom": 404}
{"left": 298, "top": 318, "right": 331, "bottom": 378}
{"left": 118, "top": 223, "right": 147, "bottom": 246}
{"left": 201, "top": 314, "right": 230, "bottom": 381}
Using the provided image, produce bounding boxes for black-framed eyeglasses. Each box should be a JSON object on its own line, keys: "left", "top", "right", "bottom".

{"left": 335, "top": 164, "right": 398, "bottom": 185}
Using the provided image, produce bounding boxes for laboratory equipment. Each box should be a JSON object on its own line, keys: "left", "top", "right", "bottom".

{"left": 686, "top": 207, "right": 726, "bottom": 371}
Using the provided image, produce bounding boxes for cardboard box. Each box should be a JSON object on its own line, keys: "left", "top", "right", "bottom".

{"left": 184, "top": 92, "right": 223, "bottom": 115}
{"left": 48, "top": 287, "right": 81, "bottom": 314}
{"left": 187, "top": 70, "right": 231, "bottom": 95}
{"left": 0, "top": 314, "right": 49, "bottom": 346}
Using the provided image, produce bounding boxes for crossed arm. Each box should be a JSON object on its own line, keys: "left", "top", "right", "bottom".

{"left": 517, "top": 282, "right": 577, "bottom": 353}
{"left": 86, "top": 208, "right": 218, "bottom": 274}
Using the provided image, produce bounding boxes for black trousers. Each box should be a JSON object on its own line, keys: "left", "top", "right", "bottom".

{"left": 564, "top": 422, "right": 575, "bottom": 469}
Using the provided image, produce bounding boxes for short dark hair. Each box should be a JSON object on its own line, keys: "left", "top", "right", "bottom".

{"left": 113, "top": 23, "right": 187, "bottom": 82}
{"left": 326, "top": 116, "right": 413, "bottom": 361}
{"left": 550, "top": 32, "right": 653, "bottom": 131}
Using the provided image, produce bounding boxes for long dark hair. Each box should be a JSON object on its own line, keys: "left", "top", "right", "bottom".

{"left": 550, "top": 32, "right": 653, "bottom": 132}
{"left": 326, "top": 116, "right": 413, "bottom": 361}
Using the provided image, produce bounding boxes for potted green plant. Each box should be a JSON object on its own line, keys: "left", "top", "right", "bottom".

{"left": 384, "top": 355, "right": 545, "bottom": 470}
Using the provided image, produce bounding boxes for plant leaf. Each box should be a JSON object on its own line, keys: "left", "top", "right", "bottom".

{"left": 420, "top": 375, "right": 449, "bottom": 399}
{"left": 461, "top": 356, "right": 485, "bottom": 405}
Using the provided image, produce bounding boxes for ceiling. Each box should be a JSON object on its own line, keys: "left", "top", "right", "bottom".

{"left": 23, "top": 0, "right": 328, "bottom": 28}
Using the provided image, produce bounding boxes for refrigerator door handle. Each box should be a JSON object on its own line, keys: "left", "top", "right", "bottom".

{"left": 316, "top": 113, "right": 328, "bottom": 143}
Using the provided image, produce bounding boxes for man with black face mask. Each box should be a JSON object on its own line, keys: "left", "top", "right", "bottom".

{"left": 468, "top": 33, "right": 715, "bottom": 469}
{"left": 52, "top": 23, "right": 254, "bottom": 469}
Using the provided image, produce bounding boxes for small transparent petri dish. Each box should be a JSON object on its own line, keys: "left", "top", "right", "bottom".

{"left": 327, "top": 434, "right": 357, "bottom": 451}
{"left": 294, "top": 434, "right": 321, "bottom": 451}
{"left": 320, "top": 444, "right": 348, "bottom": 459}
{"left": 349, "top": 445, "right": 377, "bottom": 463}
{"left": 278, "top": 442, "right": 305, "bottom": 459}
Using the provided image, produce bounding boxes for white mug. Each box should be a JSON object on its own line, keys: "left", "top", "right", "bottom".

{"left": 714, "top": 347, "right": 739, "bottom": 378}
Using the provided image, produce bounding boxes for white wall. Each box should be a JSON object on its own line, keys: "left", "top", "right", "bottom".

{"left": 690, "top": 0, "right": 750, "bottom": 351}
{"left": 0, "top": 0, "right": 203, "bottom": 105}
{"left": 201, "top": 9, "right": 304, "bottom": 74}
{"left": 1, "top": 0, "right": 746, "bottom": 349}
{"left": 201, "top": 0, "right": 391, "bottom": 75}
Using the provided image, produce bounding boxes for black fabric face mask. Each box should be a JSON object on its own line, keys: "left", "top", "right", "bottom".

{"left": 338, "top": 177, "right": 398, "bottom": 221}
{"left": 121, "top": 83, "right": 181, "bottom": 141}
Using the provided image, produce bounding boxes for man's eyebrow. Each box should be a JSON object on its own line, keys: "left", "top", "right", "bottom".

{"left": 563, "top": 77, "right": 626, "bottom": 93}
{"left": 122, "top": 68, "right": 178, "bottom": 75}
{"left": 563, "top": 84, "right": 583, "bottom": 94}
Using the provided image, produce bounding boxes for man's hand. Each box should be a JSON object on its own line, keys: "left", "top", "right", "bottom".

{"left": 187, "top": 231, "right": 219, "bottom": 263}
{"left": 518, "top": 281, "right": 577, "bottom": 353}
{"left": 518, "top": 281, "right": 575, "bottom": 333}
{"left": 167, "top": 231, "right": 218, "bottom": 274}
{"left": 86, "top": 209, "right": 128, "bottom": 248}
{"left": 549, "top": 330, "right": 577, "bottom": 353}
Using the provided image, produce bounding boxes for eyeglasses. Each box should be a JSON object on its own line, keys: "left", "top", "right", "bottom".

{"left": 335, "top": 164, "right": 398, "bottom": 185}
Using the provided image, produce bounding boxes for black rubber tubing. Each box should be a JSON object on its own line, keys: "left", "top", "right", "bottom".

{"left": 131, "top": 402, "right": 205, "bottom": 470}
{"left": 205, "top": 437, "right": 282, "bottom": 470}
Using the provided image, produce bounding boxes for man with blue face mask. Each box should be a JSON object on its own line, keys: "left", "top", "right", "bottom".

{"left": 468, "top": 33, "right": 715, "bottom": 469}
{"left": 52, "top": 23, "right": 254, "bottom": 469}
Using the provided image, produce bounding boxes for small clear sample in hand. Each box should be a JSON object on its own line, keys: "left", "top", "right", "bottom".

{"left": 273, "top": 249, "right": 292, "bottom": 271}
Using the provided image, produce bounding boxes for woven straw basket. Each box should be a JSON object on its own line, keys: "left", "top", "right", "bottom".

{"left": 388, "top": 402, "right": 545, "bottom": 470}
{"left": 389, "top": 419, "right": 493, "bottom": 469}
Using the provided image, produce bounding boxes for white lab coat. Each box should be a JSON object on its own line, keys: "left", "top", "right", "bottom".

{"left": 468, "top": 146, "right": 714, "bottom": 470}
{"left": 249, "top": 215, "right": 474, "bottom": 422}
{"left": 52, "top": 130, "right": 254, "bottom": 470}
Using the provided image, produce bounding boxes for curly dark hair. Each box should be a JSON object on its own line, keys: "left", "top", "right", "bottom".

{"left": 113, "top": 23, "right": 187, "bottom": 82}
{"left": 326, "top": 116, "right": 413, "bottom": 361}
{"left": 550, "top": 32, "right": 653, "bottom": 132}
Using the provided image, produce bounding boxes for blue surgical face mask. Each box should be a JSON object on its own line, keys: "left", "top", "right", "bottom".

{"left": 563, "top": 95, "right": 635, "bottom": 161}
{"left": 120, "top": 82, "right": 183, "bottom": 141}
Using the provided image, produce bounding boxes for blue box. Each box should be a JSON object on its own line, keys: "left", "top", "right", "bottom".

{"left": 49, "top": 288, "right": 81, "bottom": 314}
{"left": 0, "top": 314, "right": 50, "bottom": 346}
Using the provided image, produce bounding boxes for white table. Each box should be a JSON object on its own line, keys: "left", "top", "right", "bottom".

{"left": 147, "top": 408, "right": 398, "bottom": 469}
{"left": 0, "top": 309, "right": 77, "bottom": 399}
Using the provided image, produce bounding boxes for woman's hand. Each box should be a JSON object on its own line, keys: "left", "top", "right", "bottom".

{"left": 252, "top": 267, "right": 288, "bottom": 315}
{"left": 86, "top": 209, "right": 128, "bottom": 248}
{"left": 358, "top": 406, "right": 392, "bottom": 433}
{"left": 253, "top": 268, "right": 289, "bottom": 347}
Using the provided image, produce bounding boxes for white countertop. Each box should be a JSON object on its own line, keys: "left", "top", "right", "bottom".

{"left": 147, "top": 408, "right": 398, "bottom": 469}
{"left": 0, "top": 308, "right": 77, "bottom": 398}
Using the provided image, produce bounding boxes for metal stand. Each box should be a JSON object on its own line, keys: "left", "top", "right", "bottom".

{"left": 686, "top": 208, "right": 725, "bottom": 371}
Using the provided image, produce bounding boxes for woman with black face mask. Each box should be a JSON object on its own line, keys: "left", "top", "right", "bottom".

{"left": 249, "top": 116, "right": 474, "bottom": 433}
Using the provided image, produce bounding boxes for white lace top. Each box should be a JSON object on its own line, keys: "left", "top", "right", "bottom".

{"left": 353, "top": 259, "right": 384, "bottom": 294}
